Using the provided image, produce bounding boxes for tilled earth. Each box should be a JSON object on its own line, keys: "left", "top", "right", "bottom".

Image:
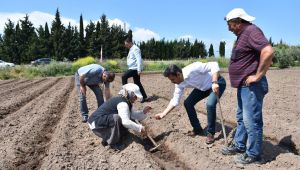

{"left": 0, "top": 68, "right": 299, "bottom": 170}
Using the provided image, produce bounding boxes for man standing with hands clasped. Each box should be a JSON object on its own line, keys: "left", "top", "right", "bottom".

{"left": 155, "top": 62, "right": 226, "bottom": 144}
{"left": 122, "top": 36, "right": 149, "bottom": 103}
{"left": 221, "top": 8, "right": 273, "bottom": 165}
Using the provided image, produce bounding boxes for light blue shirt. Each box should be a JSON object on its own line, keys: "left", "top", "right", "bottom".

{"left": 127, "top": 44, "right": 142, "bottom": 72}
{"left": 77, "top": 64, "right": 106, "bottom": 86}
{"left": 170, "top": 62, "right": 220, "bottom": 106}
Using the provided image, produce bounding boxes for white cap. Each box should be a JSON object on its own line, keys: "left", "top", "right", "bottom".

{"left": 122, "top": 83, "right": 143, "bottom": 98}
{"left": 225, "top": 8, "right": 255, "bottom": 22}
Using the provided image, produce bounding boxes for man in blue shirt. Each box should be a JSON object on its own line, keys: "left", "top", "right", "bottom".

{"left": 75, "top": 64, "right": 115, "bottom": 123}
{"left": 122, "top": 37, "right": 148, "bottom": 103}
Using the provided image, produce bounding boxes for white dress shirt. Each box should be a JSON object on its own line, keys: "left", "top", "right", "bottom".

{"left": 127, "top": 45, "right": 143, "bottom": 72}
{"left": 169, "top": 62, "right": 220, "bottom": 106}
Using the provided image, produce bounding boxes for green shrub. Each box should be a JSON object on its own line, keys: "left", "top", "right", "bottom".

{"left": 72, "top": 56, "right": 96, "bottom": 71}
{"left": 273, "top": 47, "right": 295, "bottom": 69}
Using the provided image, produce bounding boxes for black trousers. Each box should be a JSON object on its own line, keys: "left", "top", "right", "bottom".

{"left": 122, "top": 69, "right": 147, "bottom": 99}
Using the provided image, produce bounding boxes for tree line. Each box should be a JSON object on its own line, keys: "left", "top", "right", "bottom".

{"left": 0, "top": 9, "right": 226, "bottom": 64}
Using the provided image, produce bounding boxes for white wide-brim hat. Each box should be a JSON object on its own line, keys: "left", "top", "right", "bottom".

{"left": 225, "top": 8, "right": 255, "bottom": 22}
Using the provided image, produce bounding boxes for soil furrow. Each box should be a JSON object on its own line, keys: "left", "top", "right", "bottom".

{"left": 0, "top": 79, "right": 18, "bottom": 86}
{"left": 0, "top": 77, "right": 61, "bottom": 118}
{"left": 0, "top": 78, "right": 46, "bottom": 96}
{"left": 0, "top": 77, "right": 74, "bottom": 169}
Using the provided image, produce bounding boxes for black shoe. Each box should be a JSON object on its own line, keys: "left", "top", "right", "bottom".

{"left": 82, "top": 115, "right": 88, "bottom": 123}
{"left": 101, "top": 140, "right": 108, "bottom": 146}
{"left": 221, "top": 143, "right": 245, "bottom": 155}
{"left": 235, "top": 153, "right": 262, "bottom": 165}
{"left": 140, "top": 97, "right": 149, "bottom": 103}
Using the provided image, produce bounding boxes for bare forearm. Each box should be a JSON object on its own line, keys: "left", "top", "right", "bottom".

{"left": 256, "top": 45, "right": 274, "bottom": 79}
{"left": 162, "top": 103, "right": 175, "bottom": 116}
{"left": 104, "top": 87, "right": 111, "bottom": 101}
{"left": 79, "top": 75, "right": 85, "bottom": 86}
{"left": 212, "top": 72, "right": 220, "bottom": 82}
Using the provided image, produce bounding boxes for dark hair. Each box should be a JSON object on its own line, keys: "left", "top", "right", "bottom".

{"left": 227, "top": 17, "right": 250, "bottom": 24}
{"left": 163, "top": 64, "right": 182, "bottom": 77}
{"left": 105, "top": 71, "right": 115, "bottom": 82}
{"left": 124, "top": 36, "right": 133, "bottom": 43}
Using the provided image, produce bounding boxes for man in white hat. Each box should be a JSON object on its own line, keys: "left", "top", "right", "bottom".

{"left": 87, "top": 83, "right": 152, "bottom": 148}
{"left": 221, "top": 8, "right": 273, "bottom": 165}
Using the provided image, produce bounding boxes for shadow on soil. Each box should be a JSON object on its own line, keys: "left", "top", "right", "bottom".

{"left": 213, "top": 122, "right": 297, "bottom": 164}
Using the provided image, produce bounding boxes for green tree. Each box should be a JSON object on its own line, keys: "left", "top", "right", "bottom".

{"left": 18, "top": 15, "right": 37, "bottom": 63}
{"left": 79, "top": 14, "right": 86, "bottom": 57}
{"left": 208, "top": 44, "right": 214, "bottom": 57}
{"left": 51, "top": 8, "right": 65, "bottom": 61}
{"left": 99, "top": 14, "right": 111, "bottom": 59}
{"left": 219, "top": 41, "right": 226, "bottom": 57}
{"left": 1, "top": 20, "right": 17, "bottom": 63}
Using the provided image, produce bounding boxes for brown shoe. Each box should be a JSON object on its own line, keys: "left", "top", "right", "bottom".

{"left": 205, "top": 133, "right": 215, "bottom": 144}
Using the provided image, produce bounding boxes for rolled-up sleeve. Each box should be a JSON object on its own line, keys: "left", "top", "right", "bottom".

{"left": 169, "top": 85, "right": 184, "bottom": 107}
{"left": 117, "top": 102, "right": 143, "bottom": 132}
{"left": 206, "top": 62, "right": 220, "bottom": 74}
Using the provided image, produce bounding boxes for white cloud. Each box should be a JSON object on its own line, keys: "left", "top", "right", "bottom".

{"left": 107, "top": 18, "right": 130, "bottom": 31}
{"left": 0, "top": 11, "right": 84, "bottom": 34}
{"left": 0, "top": 11, "right": 159, "bottom": 44}
{"left": 132, "top": 27, "right": 160, "bottom": 43}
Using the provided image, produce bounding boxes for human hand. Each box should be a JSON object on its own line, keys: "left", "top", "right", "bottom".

{"left": 212, "top": 83, "right": 219, "bottom": 95}
{"left": 141, "top": 126, "right": 147, "bottom": 136}
{"left": 154, "top": 113, "right": 165, "bottom": 120}
{"left": 245, "top": 75, "right": 259, "bottom": 86}
{"left": 143, "top": 106, "right": 152, "bottom": 114}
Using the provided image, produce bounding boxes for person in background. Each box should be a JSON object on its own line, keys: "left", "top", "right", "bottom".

{"left": 221, "top": 8, "right": 273, "bottom": 165}
{"left": 87, "top": 83, "right": 152, "bottom": 147}
{"left": 155, "top": 62, "right": 226, "bottom": 144}
{"left": 75, "top": 64, "right": 115, "bottom": 123}
{"left": 122, "top": 37, "right": 149, "bottom": 103}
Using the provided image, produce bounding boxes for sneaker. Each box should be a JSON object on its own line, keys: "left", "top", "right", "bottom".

{"left": 205, "top": 133, "right": 215, "bottom": 144}
{"left": 185, "top": 129, "right": 205, "bottom": 137}
{"left": 221, "top": 143, "right": 245, "bottom": 155}
{"left": 235, "top": 153, "right": 262, "bottom": 165}
{"left": 82, "top": 115, "right": 88, "bottom": 123}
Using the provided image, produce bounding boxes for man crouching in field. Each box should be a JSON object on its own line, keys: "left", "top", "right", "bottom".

{"left": 155, "top": 62, "right": 226, "bottom": 144}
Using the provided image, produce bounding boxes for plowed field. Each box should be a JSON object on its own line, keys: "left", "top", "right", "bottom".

{"left": 0, "top": 69, "right": 299, "bottom": 170}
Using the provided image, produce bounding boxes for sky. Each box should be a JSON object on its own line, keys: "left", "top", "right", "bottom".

{"left": 0, "top": 0, "right": 299, "bottom": 57}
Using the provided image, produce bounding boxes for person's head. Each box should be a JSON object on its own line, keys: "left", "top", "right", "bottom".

{"left": 225, "top": 8, "right": 255, "bottom": 36}
{"left": 124, "top": 37, "right": 133, "bottom": 49}
{"left": 163, "top": 64, "right": 184, "bottom": 84}
{"left": 119, "top": 83, "right": 143, "bottom": 103}
{"left": 102, "top": 71, "right": 115, "bottom": 83}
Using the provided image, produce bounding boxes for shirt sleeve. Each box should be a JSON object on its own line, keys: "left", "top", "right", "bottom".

{"left": 131, "top": 108, "right": 147, "bottom": 121}
{"left": 117, "top": 102, "right": 143, "bottom": 132}
{"left": 248, "top": 27, "right": 269, "bottom": 52}
{"left": 206, "top": 62, "right": 220, "bottom": 74}
{"left": 134, "top": 47, "right": 142, "bottom": 72}
{"left": 169, "top": 85, "right": 184, "bottom": 106}
{"left": 190, "top": 62, "right": 219, "bottom": 74}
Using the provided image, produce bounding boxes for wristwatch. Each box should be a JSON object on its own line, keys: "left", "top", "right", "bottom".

{"left": 212, "top": 81, "right": 218, "bottom": 84}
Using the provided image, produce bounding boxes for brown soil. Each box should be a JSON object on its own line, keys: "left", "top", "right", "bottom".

{"left": 0, "top": 69, "right": 299, "bottom": 170}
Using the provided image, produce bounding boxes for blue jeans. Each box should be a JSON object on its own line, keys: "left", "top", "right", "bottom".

{"left": 184, "top": 76, "right": 226, "bottom": 135}
{"left": 75, "top": 73, "right": 104, "bottom": 117}
{"left": 233, "top": 76, "right": 268, "bottom": 158}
